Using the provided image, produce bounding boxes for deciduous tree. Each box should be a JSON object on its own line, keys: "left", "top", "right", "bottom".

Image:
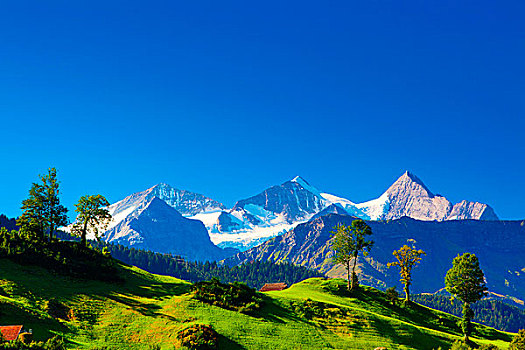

{"left": 71, "top": 195, "right": 112, "bottom": 246}
{"left": 445, "top": 252, "right": 488, "bottom": 343}
{"left": 331, "top": 219, "right": 373, "bottom": 291}
{"left": 387, "top": 245, "right": 426, "bottom": 303}
{"left": 17, "top": 168, "right": 68, "bottom": 240}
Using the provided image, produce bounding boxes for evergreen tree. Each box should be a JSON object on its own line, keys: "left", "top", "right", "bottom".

{"left": 71, "top": 194, "right": 112, "bottom": 246}
{"left": 331, "top": 219, "right": 373, "bottom": 291}
{"left": 387, "top": 244, "right": 426, "bottom": 303}
{"left": 445, "top": 252, "right": 488, "bottom": 343}
{"left": 41, "top": 168, "right": 68, "bottom": 240}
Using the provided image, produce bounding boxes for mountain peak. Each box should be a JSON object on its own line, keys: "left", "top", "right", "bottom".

{"left": 396, "top": 171, "right": 433, "bottom": 196}
{"left": 291, "top": 175, "right": 308, "bottom": 184}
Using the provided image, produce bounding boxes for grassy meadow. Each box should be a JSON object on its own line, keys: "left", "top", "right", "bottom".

{"left": 0, "top": 259, "right": 515, "bottom": 349}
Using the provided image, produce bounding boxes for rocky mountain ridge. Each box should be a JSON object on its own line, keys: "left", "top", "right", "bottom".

{"left": 225, "top": 214, "right": 525, "bottom": 301}
{"left": 96, "top": 171, "right": 500, "bottom": 253}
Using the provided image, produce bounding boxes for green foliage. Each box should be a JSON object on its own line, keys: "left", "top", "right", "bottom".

{"left": 288, "top": 298, "right": 342, "bottom": 320}
{"left": 412, "top": 293, "right": 525, "bottom": 333}
{"left": 385, "top": 287, "right": 399, "bottom": 306}
{"left": 445, "top": 253, "right": 488, "bottom": 305}
{"left": 176, "top": 324, "right": 218, "bottom": 350}
{"left": 0, "top": 228, "right": 120, "bottom": 282}
{"left": 331, "top": 219, "right": 373, "bottom": 290}
{"left": 445, "top": 253, "right": 488, "bottom": 342}
{"left": 192, "top": 278, "right": 263, "bottom": 314}
{"left": 510, "top": 329, "right": 525, "bottom": 350}
{"left": 71, "top": 195, "right": 111, "bottom": 246}
{"left": 17, "top": 168, "right": 68, "bottom": 241}
{"left": 387, "top": 244, "right": 425, "bottom": 302}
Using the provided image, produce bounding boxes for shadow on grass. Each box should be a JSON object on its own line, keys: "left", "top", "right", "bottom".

{"left": 106, "top": 293, "right": 178, "bottom": 322}
{"left": 217, "top": 334, "right": 246, "bottom": 350}
{"left": 368, "top": 315, "right": 451, "bottom": 350}
{"left": 255, "top": 295, "right": 305, "bottom": 324}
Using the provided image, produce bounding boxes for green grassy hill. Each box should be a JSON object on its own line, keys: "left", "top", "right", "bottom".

{"left": 0, "top": 258, "right": 515, "bottom": 349}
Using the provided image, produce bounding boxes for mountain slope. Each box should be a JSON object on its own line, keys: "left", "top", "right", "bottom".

{"left": 0, "top": 258, "right": 514, "bottom": 349}
{"left": 102, "top": 197, "right": 234, "bottom": 261}
{"left": 226, "top": 214, "right": 525, "bottom": 301}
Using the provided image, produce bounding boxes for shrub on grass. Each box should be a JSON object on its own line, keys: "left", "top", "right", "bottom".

{"left": 385, "top": 287, "right": 399, "bottom": 306}
{"left": 177, "top": 324, "right": 218, "bottom": 350}
{"left": 478, "top": 344, "right": 499, "bottom": 349}
{"left": 191, "top": 278, "right": 263, "bottom": 314}
{"left": 45, "top": 299, "right": 70, "bottom": 320}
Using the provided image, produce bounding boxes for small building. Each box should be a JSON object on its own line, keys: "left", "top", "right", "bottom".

{"left": 0, "top": 325, "right": 23, "bottom": 341}
{"left": 259, "top": 283, "right": 287, "bottom": 292}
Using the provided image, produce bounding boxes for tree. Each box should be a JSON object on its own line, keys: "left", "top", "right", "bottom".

{"left": 17, "top": 181, "right": 46, "bottom": 238}
{"left": 331, "top": 219, "right": 374, "bottom": 291}
{"left": 41, "top": 168, "right": 69, "bottom": 240}
{"left": 445, "top": 253, "right": 488, "bottom": 343}
{"left": 17, "top": 168, "right": 68, "bottom": 240}
{"left": 71, "top": 195, "right": 112, "bottom": 246}
{"left": 387, "top": 244, "right": 426, "bottom": 303}
{"left": 510, "top": 329, "right": 525, "bottom": 350}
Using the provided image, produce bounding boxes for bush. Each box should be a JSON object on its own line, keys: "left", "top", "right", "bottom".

{"left": 177, "top": 324, "right": 218, "bottom": 350}
{"left": 510, "top": 329, "right": 525, "bottom": 350}
{"left": 192, "top": 278, "right": 263, "bottom": 314}
{"left": 478, "top": 344, "right": 499, "bottom": 350}
{"left": 385, "top": 287, "right": 399, "bottom": 306}
{"left": 45, "top": 299, "right": 70, "bottom": 320}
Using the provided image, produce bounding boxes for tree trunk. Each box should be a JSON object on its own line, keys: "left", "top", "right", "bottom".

{"left": 81, "top": 218, "right": 89, "bottom": 247}
{"left": 347, "top": 260, "right": 351, "bottom": 290}
{"left": 404, "top": 284, "right": 410, "bottom": 303}
{"left": 462, "top": 301, "right": 472, "bottom": 343}
{"left": 351, "top": 254, "right": 358, "bottom": 290}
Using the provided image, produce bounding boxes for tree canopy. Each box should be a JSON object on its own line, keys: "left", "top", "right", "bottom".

{"left": 331, "top": 219, "right": 373, "bottom": 291}
{"left": 387, "top": 244, "right": 426, "bottom": 303}
{"left": 17, "top": 168, "right": 68, "bottom": 240}
{"left": 445, "top": 252, "right": 488, "bottom": 343}
{"left": 71, "top": 194, "right": 112, "bottom": 246}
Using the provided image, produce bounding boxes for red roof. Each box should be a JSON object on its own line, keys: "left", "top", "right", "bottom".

{"left": 259, "top": 283, "right": 287, "bottom": 292}
{"left": 0, "top": 325, "right": 23, "bottom": 341}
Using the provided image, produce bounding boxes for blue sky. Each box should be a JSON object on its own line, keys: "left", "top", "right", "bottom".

{"left": 0, "top": 1, "right": 523, "bottom": 219}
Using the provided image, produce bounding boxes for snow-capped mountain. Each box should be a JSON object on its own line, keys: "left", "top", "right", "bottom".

{"left": 94, "top": 171, "right": 498, "bottom": 255}
{"left": 205, "top": 176, "right": 330, "bottom": 250}
{"left": 88, "top": 183, "right": 234, "bottom": 261}
{"left": 102, "top": 196, "right": 234, "bottom": 261}
{"left": 319, "top": 171, "right": 498, "bottom": 222}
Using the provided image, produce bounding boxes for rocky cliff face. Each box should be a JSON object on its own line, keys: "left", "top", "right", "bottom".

{"left": 100, "top": 172, "right": 500, "bottom": 253}
{"left": 103, "top": 197, "right": 235, "bottom": 261}
{"left": 233, "top": 176, "right": 327, "bottom": 223}
{"left": 150, "top": 183, "right": 226, "bottom": 216}
{"left": 447, "top": 200, "right": 499, "bottom": 220}
{"left": 344, "top": 171, "right": 499, "bottom": 221}
{"left": 225, "top": 214, "right": 525, "bottom": 300}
